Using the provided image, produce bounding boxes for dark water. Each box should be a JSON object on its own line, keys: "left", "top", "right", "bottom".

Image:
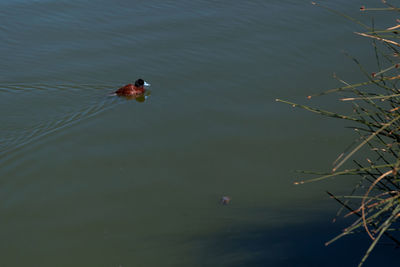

{"left": 1, "top": 0, "right": 398, "bottom": 266}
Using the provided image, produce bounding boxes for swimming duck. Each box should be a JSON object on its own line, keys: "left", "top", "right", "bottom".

{"left": 115, "top": 79, "right": 150, "bottom": 96}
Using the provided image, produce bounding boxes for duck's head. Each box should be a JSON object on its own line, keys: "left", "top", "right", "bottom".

{"left": 135, "top": 78, "right": 150, "bottom": 88}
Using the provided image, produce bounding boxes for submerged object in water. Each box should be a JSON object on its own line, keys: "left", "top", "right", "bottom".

{"left": 221, "top": 196, "right": 231, "bottom": 205}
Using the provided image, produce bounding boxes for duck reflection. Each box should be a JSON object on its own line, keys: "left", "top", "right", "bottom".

{"left": 124, "top": 90, "right": 151, "bottom": 102}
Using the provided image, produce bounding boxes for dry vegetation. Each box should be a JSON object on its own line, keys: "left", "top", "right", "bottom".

{"left": 277, "top": 1, "right": 400, "bottom": 266}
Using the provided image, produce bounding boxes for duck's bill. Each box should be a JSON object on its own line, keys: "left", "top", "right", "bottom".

{"left": 144, "top": 81, "right": 151, "bottom": 87}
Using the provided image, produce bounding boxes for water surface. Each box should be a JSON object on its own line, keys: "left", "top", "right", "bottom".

{"left": 0, "top": 0, "right": 398, "bottom": 266}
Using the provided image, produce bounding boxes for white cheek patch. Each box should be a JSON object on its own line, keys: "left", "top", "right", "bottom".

{"left": 144, "top": 81, "right": 151, "bottom": 87}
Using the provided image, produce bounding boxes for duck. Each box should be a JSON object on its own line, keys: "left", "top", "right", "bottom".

{"left": 114, "top": 79, "right": 150, "bottom": 96}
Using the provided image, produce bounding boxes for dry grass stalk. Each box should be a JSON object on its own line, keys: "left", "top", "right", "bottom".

{"left": 280, "top": 2, "right": 400, "bottom": 266}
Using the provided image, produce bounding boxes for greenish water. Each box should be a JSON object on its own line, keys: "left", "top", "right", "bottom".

{"left": 0, "top": 0, "right": 398, "bottom": 266}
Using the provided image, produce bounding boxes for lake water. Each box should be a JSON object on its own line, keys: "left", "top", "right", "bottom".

{"left": 1, "top": 0, "right": 398, "bottom": 266}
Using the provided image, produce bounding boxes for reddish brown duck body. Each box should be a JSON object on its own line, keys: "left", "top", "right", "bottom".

{"left": 115, "top": 79, "right": 147, "bottom": 96}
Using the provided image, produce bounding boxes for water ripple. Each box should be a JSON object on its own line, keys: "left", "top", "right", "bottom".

{"left": 0, "top": 83, "right": 121, "bottom": 170}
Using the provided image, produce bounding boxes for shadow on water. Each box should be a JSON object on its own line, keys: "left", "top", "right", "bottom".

{"left": 191, "top": 219, "right": 399, "bottom": 267}
{"left": 0, "top": 83, "right": 146, "bottom": 171}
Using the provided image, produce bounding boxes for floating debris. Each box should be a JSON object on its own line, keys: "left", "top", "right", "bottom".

{"left": 221, "top": 196, "right": 231, "bottom": 205}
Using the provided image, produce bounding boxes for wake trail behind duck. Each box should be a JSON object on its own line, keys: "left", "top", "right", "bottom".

{"left": 0, "top": 83, "right": 120, "bottom": 172}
